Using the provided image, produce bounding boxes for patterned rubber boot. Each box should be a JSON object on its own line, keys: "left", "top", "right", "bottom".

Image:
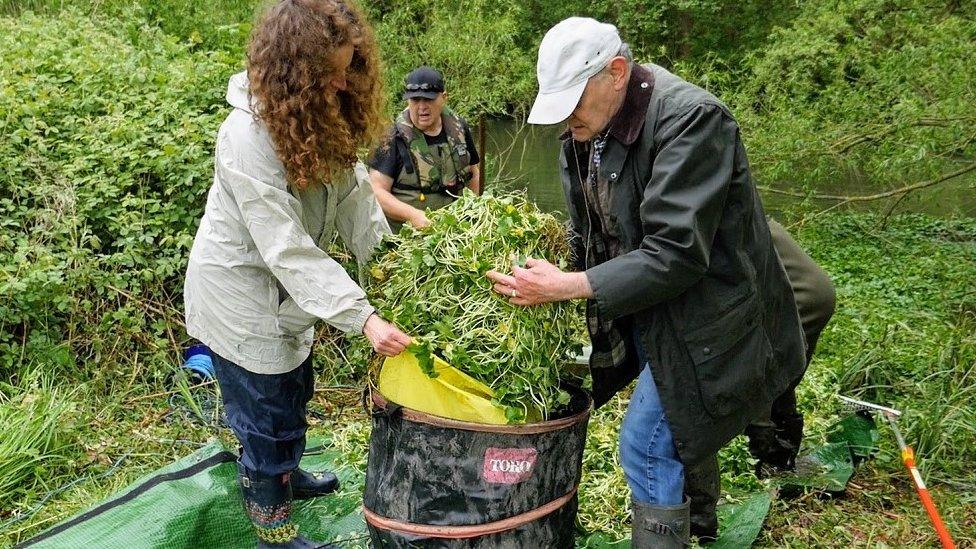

{"left": 237, "top": 461, "right": 336, "bottom": 549}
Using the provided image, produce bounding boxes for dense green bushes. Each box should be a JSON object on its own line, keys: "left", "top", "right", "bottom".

{"left": 0, "top": 0, "right": 257, "bottom": 55}
{"left": 0, "top": 0, "right": 804, "bottom": 118}
{"left": 358, "top": 0, "right": 533, "bottom": 116}
{"left": 0, "top": 10, "right": 235, "bottom": 383}
{"left": 6, "top": 0, "right": 972, "bottom": 195}
{"left": 725, "top": 0, "right": 976, "bottom": 191}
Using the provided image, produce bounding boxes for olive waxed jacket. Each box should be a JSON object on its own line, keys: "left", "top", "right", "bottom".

{"left": 560, "top": 64, "right": 806, "bottom": 466}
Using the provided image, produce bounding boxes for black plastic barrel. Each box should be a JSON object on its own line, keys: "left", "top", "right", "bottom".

{"left": 363, "top": 386, "right": 592, "bottom": 548}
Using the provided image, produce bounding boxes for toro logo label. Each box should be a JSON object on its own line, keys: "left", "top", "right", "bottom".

{"left": 482, "top": 447, "right": 537, "bottom": 484}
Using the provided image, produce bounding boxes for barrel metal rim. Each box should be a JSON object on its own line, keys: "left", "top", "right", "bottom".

{"left": 369, "top": 386, "right": 592, "bottom": 435}
{"left": 363, "top": 485, "right": 578, "bottom": 539}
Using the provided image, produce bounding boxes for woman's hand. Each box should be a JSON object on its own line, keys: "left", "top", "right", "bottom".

{"left": 363, "top": 314, "right": 412, "bottom": 356}
{"left": 486, "top": 257, "right": 593, "bottom": 306}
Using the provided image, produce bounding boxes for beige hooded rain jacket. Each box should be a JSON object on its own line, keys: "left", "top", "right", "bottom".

{"left": 184, "top": 72, "right": 390, "bottom": 374}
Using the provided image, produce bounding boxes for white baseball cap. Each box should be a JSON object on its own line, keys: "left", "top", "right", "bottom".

{"left": 527, "top": 17, "right": 622, "bottom": 125}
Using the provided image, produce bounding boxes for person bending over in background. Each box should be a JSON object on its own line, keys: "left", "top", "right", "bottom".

{"left": 368, "top": 66, "right": 481, "bottom": 233}
{"left": 183, "top": 1, "right": 410, "bottom": 547}
{"left": 488, "top": 18, "right": 810, "bottom": 547}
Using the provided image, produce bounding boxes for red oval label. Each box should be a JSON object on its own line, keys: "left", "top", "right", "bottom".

{"left": 483, "top": 447, "right": 538, "bottom": 484}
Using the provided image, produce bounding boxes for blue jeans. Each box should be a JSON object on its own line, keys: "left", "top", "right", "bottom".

{"left": 619, "top": 358, "right": 685, "bottom": 505}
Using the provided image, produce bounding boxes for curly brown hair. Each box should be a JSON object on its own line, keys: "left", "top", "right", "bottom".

{"left": 247, "top": 0, "right": 385, "bottom": 190}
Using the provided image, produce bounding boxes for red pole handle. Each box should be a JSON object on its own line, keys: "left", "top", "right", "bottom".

{"left": 903, "top": 448, "right": 956, "bottom": 549}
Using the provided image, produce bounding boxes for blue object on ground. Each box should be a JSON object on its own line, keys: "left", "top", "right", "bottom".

{"left": 185, "top": 343, "right": 210, "bottom": 359}
{"left": 182, "top": 344, "right": 215, "bottom": 381}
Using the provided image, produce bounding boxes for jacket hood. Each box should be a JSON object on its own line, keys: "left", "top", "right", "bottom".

{"left": 226, "top": 71, "right": 255, "bottom": 114}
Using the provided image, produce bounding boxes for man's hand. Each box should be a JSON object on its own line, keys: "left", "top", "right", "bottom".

{"left": 363, "top": 314, "right": 412, "bottom": 356}
{"left": 486, "top": 257, "right": 593, "bottom": 306}
{"left": 408, "top": 210, "right": 431, "bottom": 229}
{"left": 369, "top": 168, "right": 431, "bottom": 229}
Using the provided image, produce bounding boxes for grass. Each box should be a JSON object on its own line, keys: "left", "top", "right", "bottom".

{"left": 0, "top": 375, "right": 77, "bottom": 512}
{"left": 761, "top": 465, "right": 976, "bottom": 546}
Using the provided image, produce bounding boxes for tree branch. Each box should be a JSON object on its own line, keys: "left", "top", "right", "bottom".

{"left": 758, "top": 161, "right": 976, "bottom": 202}
{"left": 829, "top": 117, "right": 972, "bottom": 154}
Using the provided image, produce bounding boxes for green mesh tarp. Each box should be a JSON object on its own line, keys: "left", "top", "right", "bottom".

{"left": 777, "top": 414, "right": 878, "bottom": 496}
{"left": 827, "top": 413, "right": 880, "bottom": 463}
{"left": 775, "top": 441, "right": 854, "bottom": 496}
{"left": 19, "top": 438, "right": 368, "bottom": 548}
{"left": 709, "top": 493, "right": 773, "bottom": 549}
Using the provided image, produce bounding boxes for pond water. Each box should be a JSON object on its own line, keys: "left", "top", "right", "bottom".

{"left": 480, "top": 118, "right": 976, "bottom": 219}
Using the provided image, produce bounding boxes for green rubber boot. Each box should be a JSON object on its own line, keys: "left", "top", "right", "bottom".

{"left": 631, "top": 496, "right": 690, "bottom": 548}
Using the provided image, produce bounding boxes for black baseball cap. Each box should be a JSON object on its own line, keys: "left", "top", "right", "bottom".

{"left": 402, "top": 66, "right": 445, "bottom": 100}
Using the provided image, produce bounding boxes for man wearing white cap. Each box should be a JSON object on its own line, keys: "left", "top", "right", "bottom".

{"left": 487, "top": 17, "right": 830, "bottom": 547}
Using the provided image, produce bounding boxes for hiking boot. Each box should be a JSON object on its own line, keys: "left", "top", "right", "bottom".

{"left": 237, "top": 461, "right": 337, "bottom": 549}
{"left": 631, "top": 496, "right": 690, "bottom": 549}
{"left": 291, "top": 468, "right": 340, "bottom": 500}
{"left": 746, "top": 412, "right": 804, "bottom": 475}
{"left": 756, "top": 453, "right": 825, "bottom": 480}
{"left": 685, "top": 455, "right": 719, "bottom": 543}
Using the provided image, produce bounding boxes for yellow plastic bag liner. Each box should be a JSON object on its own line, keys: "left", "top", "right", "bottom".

{"left": 378, "top": 351, "right": 509, "bottom": 424}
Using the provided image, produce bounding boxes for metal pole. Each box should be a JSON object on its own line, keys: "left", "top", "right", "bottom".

{"left": 478, "top": 114, "right": 487, "bottom": 195}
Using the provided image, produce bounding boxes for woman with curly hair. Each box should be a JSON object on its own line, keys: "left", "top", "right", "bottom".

{"left": 183, "top": 1, "right": 410, "bottom": 546}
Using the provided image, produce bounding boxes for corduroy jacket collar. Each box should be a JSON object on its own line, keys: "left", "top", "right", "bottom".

{"left": 607, "top": 63, "right": 655, "bottom": 145}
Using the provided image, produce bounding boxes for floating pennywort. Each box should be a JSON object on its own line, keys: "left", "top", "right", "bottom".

{"left": 363, "top": 191, "right": 583, "bottom": 422}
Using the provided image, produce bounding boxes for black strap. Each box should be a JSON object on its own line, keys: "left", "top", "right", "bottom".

{"left": 392, "top": 128, "right": 416, "bottom": 176}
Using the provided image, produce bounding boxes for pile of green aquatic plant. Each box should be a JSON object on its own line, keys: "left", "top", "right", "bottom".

{"left": 362, "top": 192, "right": 583, "bottom": 422}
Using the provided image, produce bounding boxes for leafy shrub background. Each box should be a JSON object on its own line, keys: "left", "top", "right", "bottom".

{"left": 727, "top": 0, "right": 976, "bottom": 192}
{"left": 0, "top": 10, "right": 235, "bottom": 385}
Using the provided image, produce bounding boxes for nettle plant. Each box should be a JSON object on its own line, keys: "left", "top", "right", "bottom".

{"left": 363, "top": 192, "right": 584, "bottom": 422}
